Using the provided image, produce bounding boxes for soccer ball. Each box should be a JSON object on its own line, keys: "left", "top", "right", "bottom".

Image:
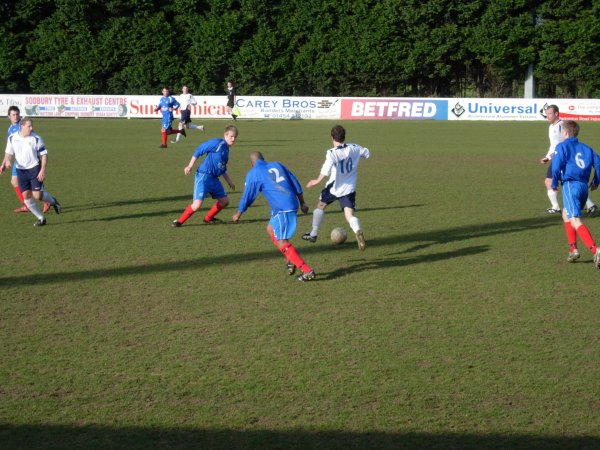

{"left": 330, "top": 227, "right": 348, "bottom": 245}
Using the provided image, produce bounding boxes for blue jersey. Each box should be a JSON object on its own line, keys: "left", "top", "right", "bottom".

{"left": 193, "top": 138, "right": 230, "bottom": 177}
{"left": 551, "top": 137, "right": 600, "bottom": 189}
{"left": 7, "top": 121, "right": 19, "bottom": 138}
{"left": 237, "top": 160, "right": 303, "bottom": 216}
{"left": 156, "top": 96, "right": 180, "bottom": 119}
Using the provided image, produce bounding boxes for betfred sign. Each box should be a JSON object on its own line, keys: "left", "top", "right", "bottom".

{"left": 341, "top": 98, "right": 448, "bottom": 120}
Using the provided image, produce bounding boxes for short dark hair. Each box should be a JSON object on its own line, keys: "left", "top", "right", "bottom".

{"left": 547, "top": 104, "right": 559, "bottom": 114}
{"left": 331, "top": 125, "right": 346, "bottom": 143}
{"left": 8, "top": 105, "right": 20, "bottom": 115}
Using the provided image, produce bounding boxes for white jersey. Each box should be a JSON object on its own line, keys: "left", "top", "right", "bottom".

{"left": 545, "top": 119, "right": 564, "bottom": 160}
{"left": 320, "top": 143, "right": 370, "bottom": 197}
{"left": 5, "top": 131, "right": 47, "bottom": 170}
{"left": 178, "top": 93, "right": 197, "bottom": 110}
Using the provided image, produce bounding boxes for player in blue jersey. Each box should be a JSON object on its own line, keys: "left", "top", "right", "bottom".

{"left": 6, "top": 106, "right": 26, "bottom": 211}
{"left": 551, "top": 120, "right": 600, "bottom": 267}
{"left": 155, "top": 87, "right": 186, "bottom": 148}
{"left": 541, "top": 105, "right": 597, "bottom": 216}
{"left": 172, "top": 125, "right": 238, "bottom": 226}
{"left": 1, "top": 117, "right": 62, "bottom": 226}
{"left": 232, "top": 152, "right": 315, "bottom": 281}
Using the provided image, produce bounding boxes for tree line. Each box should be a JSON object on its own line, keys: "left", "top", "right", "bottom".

{"left": 1, "top": 0, "right": 599, "bottom": 98}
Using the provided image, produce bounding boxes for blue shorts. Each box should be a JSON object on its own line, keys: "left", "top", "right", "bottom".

{"left": 270, "top": 211, "right": 297, "bottom": 241}
{"left": 545, "top": 165, "right": 553, "bottom": 179}
{"left": 320, "top": 183, "right": 357, "bottom": 210}
{"left": 562, "top": 181, "right": 587, "bottom": 219}
{"left": 16, "top": 167, "right": 43, "bottom": 193}
{"left": 194, "top": 172, "right": 226, "bottom": 201}
{"left": 162, "top": 114, "right": 173, "bottom": 130}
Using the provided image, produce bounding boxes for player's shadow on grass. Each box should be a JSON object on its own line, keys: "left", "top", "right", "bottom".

{"left": 0, "top": 215, "right": 560, "bottom": 287}
{"left": 67, "top": 194, "right": 191, "bottom": 212}
{"left": 317, "top": 245, "right": 490, "bottom": 281}
{"left": 66, "top": 209, "right": 188, "bottom": 223}
{"left": 302, "top": 214, "right": 560, "bottom": 253}
{"left": 1, "top": 423, "right": 597, "bottom": 450}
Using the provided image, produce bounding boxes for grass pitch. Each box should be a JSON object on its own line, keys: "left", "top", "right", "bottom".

{"left": 1, "top": 118, "right": 599, "bottom": 449}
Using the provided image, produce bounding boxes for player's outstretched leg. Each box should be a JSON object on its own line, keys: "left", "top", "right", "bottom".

{"left": 173, "top": 205, "right": 195, "bottom": 227}
{"left": 13, "top": 185, "right": 28, "bottom": 212}
{"left": 586, "top": 197, "right": 597, "bottom": 217}
{"left": 24, "top": 198, "right": 45, "bottom": 226}
{"left": 564, "top": 222, "right": 578, "bottom": 262}
{"left": 347, "top": 215, "right": 366, "bottom": 251}
{"left": 355, "top": 230, "right": 366, "bottom": 251}
{"left": 278, "top": 243, "right": 315, "bottom": 281}
{"left": 204, "top": 199, "right": 227, "bottom": 224}
{"left": 302, "top": 208, "right": 324, "bottom": 243}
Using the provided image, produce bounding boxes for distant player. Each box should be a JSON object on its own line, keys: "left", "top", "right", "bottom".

{"left": 232, "top": 152, "right": 315, "bottom": 282}
{"left": 1, "top": 117, "right": 62, "bottom": 226}
{"left": 155, "top": 86, "right": 186, "bottom": 148}
{"left": 302, "top": 125, "right": 370, "bottom": 250}
{"left": 226, "top": 81, "right": 237, "bottom": 121}
{"left": 172, "top": 85, "right": 205, "bottom": 144}
{"left": 551, "top": 120, "right": 600, "bottom": 267}
{"left": 172, "top": 125, "right": 238, "bottom": 227}
{"left": 541, "top": 104, "right": 596, "bottom": 215}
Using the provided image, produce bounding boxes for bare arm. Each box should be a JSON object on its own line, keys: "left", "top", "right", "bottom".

{"left": 222, "top": 172, "right": 235, "bottom": 191}
{"left": 231, "top": 210, "right": 242, "bottom": 222}
{"left": 306, "top": 173, "right": 326, "bottom": 188}
{"left": 37, "top": 154, "right": 47, "bottom": 181}
{"left": 298, "top": 193, "right": 309, "bottom": 214}
{"left": 184, "top": 156, "right": 197, "bottom": 175}
{"left": 0, "top": 153, "right": 12, "bottom": 174}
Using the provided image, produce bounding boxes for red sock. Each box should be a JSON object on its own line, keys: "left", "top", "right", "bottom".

{"left": 564, "top": 222, "right": 577, "bottom": 249}
{"left": 14, "top": 186, "right": 25, "bottom": 204}
{"left": 204, "top": 202, "right": 224, "bottom": 221}
{"left": 178, "top": 205, "right": 195, "bottom": 224}
{"left": 161, "top": 131, "right": 167, "bottom": 145}
{"left": 280, "top": 243, "right": 312, "bottom": 273}
{"left": 576, "top": 224, "right": 597, "bottom": 253}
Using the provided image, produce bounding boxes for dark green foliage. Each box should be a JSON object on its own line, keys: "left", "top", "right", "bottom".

{"left": 1, "top": 0, "right": 599, "bottom": 97}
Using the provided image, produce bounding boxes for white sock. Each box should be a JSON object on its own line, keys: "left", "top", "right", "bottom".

{"left": 586, "top": 197, "right": 595, "bottom": 209}
{"left": 24, "top": 198, "right": 43, "bottom": 219}
{"left": 311, "top": 208, "right": 324, "bottom": 236}
{"left": 348, "top": 216, "right": 361, "bottom": 234}
{"left": 41, "top": 191, "right": 55, "bottom": 204}
{"left": 188, "top": 124, "right": 200, "bottom": 129}
{"left": 175, "top": 124, "right": 183, "bottom": 142}
{"left": 547, "top": 190, "right": 560, "bottom": 210}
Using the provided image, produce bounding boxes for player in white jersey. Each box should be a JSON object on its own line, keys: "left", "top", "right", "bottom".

{"left": 302, "top": 125, "right": 370, "bottom": 250}
{"left": 1, "top": 117, "right": 62, "bottom": 226}
{"left": 540, "top": 104, "right": 596, "bottom": 215}
{"left": 173, "top": 85, "right": 205, "bottom": 143}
